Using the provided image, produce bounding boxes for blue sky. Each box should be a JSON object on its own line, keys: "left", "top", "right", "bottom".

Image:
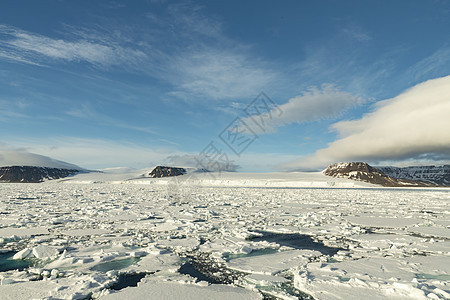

{"left": 1, "top": 0, "right": 450, "bottom": 171}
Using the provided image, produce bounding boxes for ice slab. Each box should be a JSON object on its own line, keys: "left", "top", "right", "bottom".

{"left": 0, "top": 273, "right": 112, "bottom": 300}
{"left": 32, "top": 245, "right": 59, "bottom": 259}
{"left": 227, "top": 249, "right": 321, "bottom": 275}
{"left": 245, "top": 273, "right": 289, "bottom": 285}
{"left": 101, "top": 281, "right": 262, "bottom": 300}
{"left": 408, "top": 226, "right": 450, "bottom": 239}
{"left": 346, "top": 216, "right": 420, "bottom": 228}
{"left": 59, "top": 228, "right": 111, "bottom": 236}
{"left": 12, "top": 248, "right": 32, "bottom": 260}
{"left": 0, "top": 227, "right": 49, "bottom": 238}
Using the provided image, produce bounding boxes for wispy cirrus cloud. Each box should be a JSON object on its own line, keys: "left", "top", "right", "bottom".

{"left": 66, "top": 103, "right": 158, "bottom": 135}
{"left": 407, "top": 46, "right": 450, "bottom": 83}
{"left": 146, "top": 4, "right": 280, "bottom": 101}
{"left": 340, "top": 24, "right": 371, "bottom": 42}
{"left": 0, "top": 15, "right": 279, "bottom": 102}
{"left": 166, "top": 48, "right": 277, "bottom": 100}
{"left": 166, "top": 3, "right": 224, "bottom": 40}
{"left": 0, "top": 99, "right": 30, "bottom": 120}
{"left": 0, "top": 48, "right": 44, "bottom": 66}
{"left": 0, "top": 24, "right": 146, "bottom": 68}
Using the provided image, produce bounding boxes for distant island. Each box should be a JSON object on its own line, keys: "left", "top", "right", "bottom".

{"left": 1, "top": 161, "right": 449, "bottom": 187}
{"left": 324, "top": 162, "right": 450, "bottom": 187}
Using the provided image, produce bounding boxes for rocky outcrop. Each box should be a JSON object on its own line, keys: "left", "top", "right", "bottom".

{"left": 0, "top": 166, "right": 80, "bottom": 183}
{"left": 149, "top": 166, "right": 186, "bottom": 178}
{"left": 378, "top": 165, "right": 450, "bottom": 186}
{"left": 323, "top": 162, "right": 438, "bottom": 187}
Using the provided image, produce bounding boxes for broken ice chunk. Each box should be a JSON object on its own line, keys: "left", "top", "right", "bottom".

{"left": 32, "top": 245, "right": 59, "bottom": 259}
{"left": 12, "top": 248, "right": 32, "bottom": 260}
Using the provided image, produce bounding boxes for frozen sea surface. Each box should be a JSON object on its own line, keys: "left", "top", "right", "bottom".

{"left": 0, "top": 177, "right": 449, "bottom": 299}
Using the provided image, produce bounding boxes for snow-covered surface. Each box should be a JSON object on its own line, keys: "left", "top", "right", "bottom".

{"left": 101, "top": 280, "right": 262, "bottom": 300}
{"left": 60, "top": 168, "right": 377, "bottom": 188}
{"left": 0, "top": 150, "right": 83, "bottom": 170}
{"left": 0, "top": 172, "right": 449, "bottom": 299}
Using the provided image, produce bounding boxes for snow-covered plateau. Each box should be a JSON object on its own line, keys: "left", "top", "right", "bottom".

{"left": 0, "top": 171, "right": 449, "bottom": 299}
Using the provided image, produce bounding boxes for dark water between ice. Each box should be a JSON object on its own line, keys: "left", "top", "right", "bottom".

{"left": 249, "top": 231, "right": 343, "bottom": 256}
{"left": 178, "top": 261, "right": 221, "bottom": 284}
{"left": 109, "top": 273, "right": 148, "bottom": 290}
{"left": 0, "top": 251, "right": 34, "bottom": 272}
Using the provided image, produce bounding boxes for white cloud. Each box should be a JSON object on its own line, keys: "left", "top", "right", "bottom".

{"left": 0, "top": 147, "right": 82, "bottom": 169}
{"left": 165, "top": 152, "right": 301, "bottom": 173}
{"left": 0, "top": 25, "right": 146, "bottom": 68}
{"left": 0, "top": 99, "right": 30, "bottom": 120}
{"left": 166, "top": 154, "right": 239, "bottom": 172}
{"left": 65, "top": 103, "right": 158, "bottom": 135}
{"left": 281, "top": 75, "right": 450, "bottom": 170}
{"left": 237, "top": 152, "right": 300, "bottom": 172}
{"left": 2, "top": 138, "right": 183, "bottom": 170}
{"left": 0, "top": 17, "right": 278, "bottom": 102}
{"left": 407, "top": 46, "right": 450, "bottom": 82}
{"left": 143, "top": 5, "right": 281, "bottom": 101}
{"left": 240, "top": 84, "right": 362, "bottom": 134}
{"left": 1, "top": 139, "right": 296, "bottom": 172}
{"left": 0, "top": 0, "right": 285, "bottom": 103}
{"left": 167, "top": 3, "right": 224, "bottom": 40}
{"left": 0, "top": 48, "right": 43, "bottom": 66}
{"left": 341, "top": 25, "right": 371, "bottom": 42}
{"left": 167, "top": 48, "right": 277, "bottom": 100}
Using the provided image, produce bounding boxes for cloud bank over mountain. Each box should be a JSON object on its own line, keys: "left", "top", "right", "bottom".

{"left": 0, "top": 148, "right": 82, "bottom": 170}
{"left": 282, "top": 75, "right": 450, "bottom": 170}
{"left": 166, "top": 154, "right": 239, "bottom": 172}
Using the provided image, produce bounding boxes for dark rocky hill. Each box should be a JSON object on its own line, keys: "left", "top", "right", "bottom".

{"left": 0, "top": 166, "right": 80, "bottom": 183}
{"left": 323, "top": 162, "right": 438, "bottom": 187}
{"left": 149, "top": 166, "right": 186, "bottom": 178}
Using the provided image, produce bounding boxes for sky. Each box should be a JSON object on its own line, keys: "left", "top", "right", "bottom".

{"left": 1, "top": 0, "right": 450, "bottom": 171}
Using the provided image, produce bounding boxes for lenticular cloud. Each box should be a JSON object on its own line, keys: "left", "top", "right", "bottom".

{"left": 283, "top": 75, "right": 450, "bottom": 170}
{"left": 0, "top": 148, "right": 82, "bottom": 169}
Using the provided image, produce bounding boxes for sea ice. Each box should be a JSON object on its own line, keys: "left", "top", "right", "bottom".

{"left": 31, "top": 245, "right": 59, "bottom": 259}
{"left": 101, "top": 280, "right": 262, "bottom": 300}
{"left": 227, "top": 249, "right": 321, "bottom": 275}
{"left": 0, "top": 174, "right": 448, "bottom": 299}
{"left": 12, "top": 248, "right": 32, "bottom": 260}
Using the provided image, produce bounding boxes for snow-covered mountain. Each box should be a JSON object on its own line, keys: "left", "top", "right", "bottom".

{"left": 323, "top": 162, "right": 439, "bottom": 187}
{"left": 0, "top": 150, "right": 84, "bottom": 183}
{"left": 378, "top": 165, "right": 450, "bottom": 186}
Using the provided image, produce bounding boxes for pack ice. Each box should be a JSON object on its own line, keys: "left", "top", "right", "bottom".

{"left": 0, "top": 170, "right": 448, "bottom": 299}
